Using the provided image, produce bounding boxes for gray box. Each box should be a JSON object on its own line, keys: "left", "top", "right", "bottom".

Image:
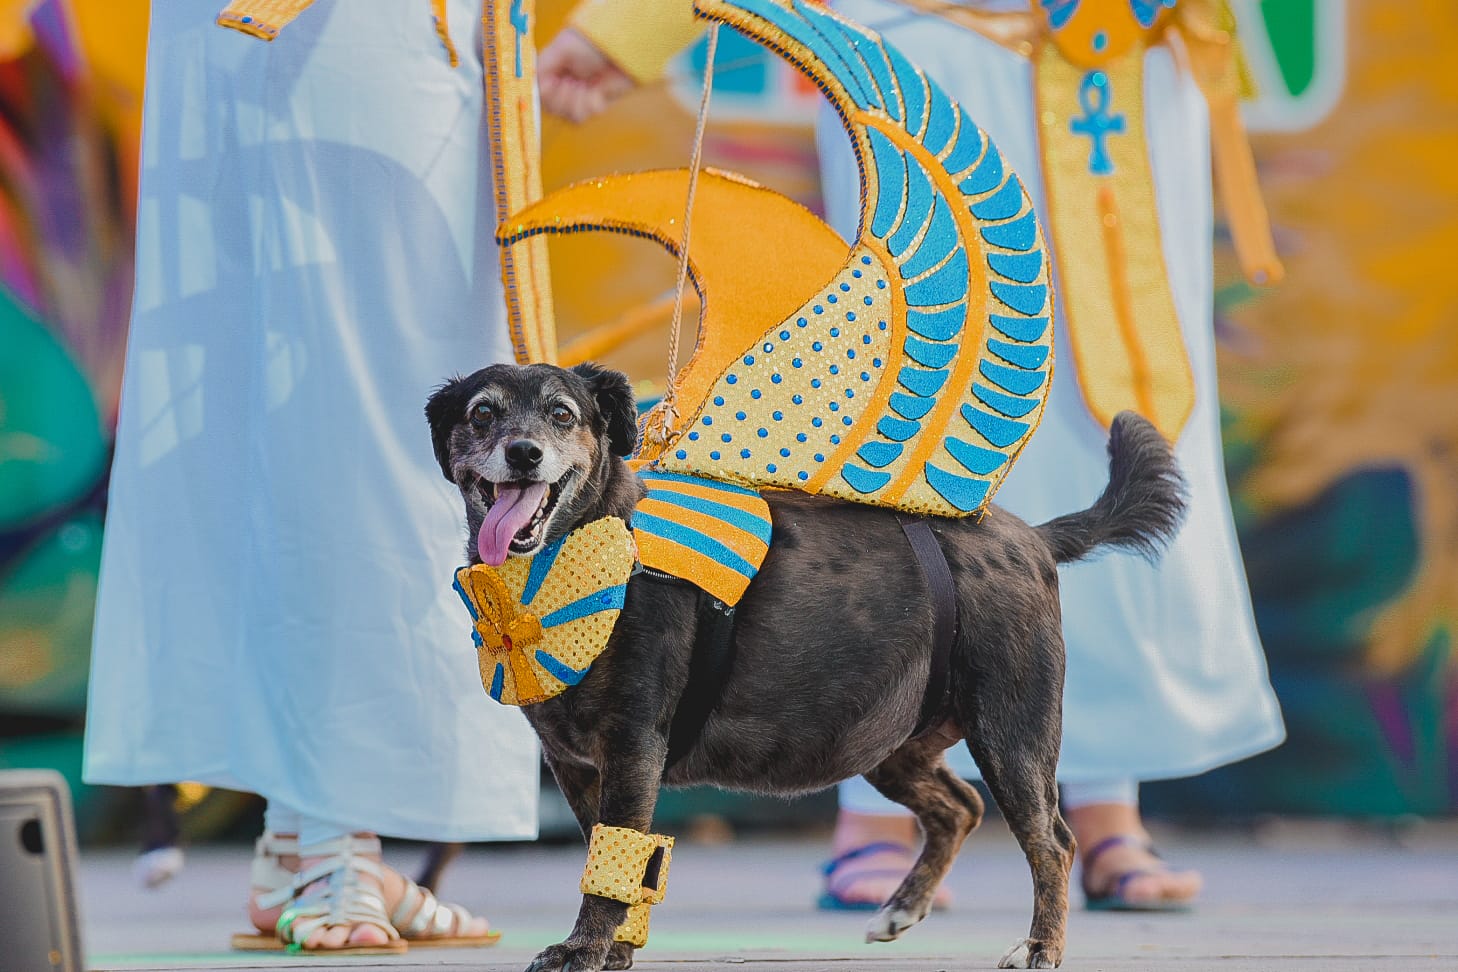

{"left": 0, "top": 770, "right": 84, "bottom": 972}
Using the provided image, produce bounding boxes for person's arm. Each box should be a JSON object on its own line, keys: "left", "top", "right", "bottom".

{"left": 540, "top": 0, "right": 703, "bottom": 122}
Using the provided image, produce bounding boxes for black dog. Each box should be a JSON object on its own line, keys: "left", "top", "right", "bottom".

{"left": 426, "top": 362, "right": 1186, "bottom": 972}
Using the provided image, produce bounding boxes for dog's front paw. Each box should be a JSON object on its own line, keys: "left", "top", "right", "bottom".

{"left": 603, "top": 941, "right": 635, "bottom": 970}
{"left": 525, "top": 940, "right": 613, "bottom": 972}
{"left": 997, "top": 937, "right": 1062, "bottom": 969}
{"left": 864, "top": 903, "right": 928, "bottom": 943}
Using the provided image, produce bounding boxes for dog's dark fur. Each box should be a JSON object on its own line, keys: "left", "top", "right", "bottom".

{"left": 426, "top": 362, "right": 1187, "bottom": 972}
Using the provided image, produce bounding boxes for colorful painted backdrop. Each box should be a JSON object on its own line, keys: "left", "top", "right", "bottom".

{"left": 0, "top": 0, "right": 1453, "bottom": 832}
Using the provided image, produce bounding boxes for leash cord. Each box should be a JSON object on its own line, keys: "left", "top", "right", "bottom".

{"left": 643, "top": 22, "right": 719, "bottom": 449}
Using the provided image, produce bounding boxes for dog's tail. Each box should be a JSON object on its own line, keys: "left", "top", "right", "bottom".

{"left": 1035, "top": 411, "right": 1188, "bottom": 566}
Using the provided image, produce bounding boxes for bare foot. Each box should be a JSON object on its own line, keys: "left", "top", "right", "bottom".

{"left": 1066, "top": 803, "right": 1201, "bottom": 908}
{"left": 823, "top": 811, "right": 954, "bottom": 909}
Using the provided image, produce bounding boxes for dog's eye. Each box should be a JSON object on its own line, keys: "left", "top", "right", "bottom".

{"left": 550, "top": 404, "right": 574, "bottom": 426}
{"left": 470, "top": 402, "right": 494, "bottom": 428}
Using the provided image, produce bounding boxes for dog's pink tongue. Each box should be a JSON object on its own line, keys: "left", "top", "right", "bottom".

{"left": 478, "top": 481, "right": 548, "bottom": 566}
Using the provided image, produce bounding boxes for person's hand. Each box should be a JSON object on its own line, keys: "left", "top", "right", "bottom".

{"left": 538, "top": 28, "right": 636, "bottom": 123}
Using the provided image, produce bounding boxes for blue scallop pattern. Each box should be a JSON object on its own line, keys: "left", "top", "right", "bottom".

{"left": 988, "top": 250, "right": 1044, "bottom": 284}
{"left": 990, "top": 280, "right": 1049, "bottom": 316}
{"left": 888, "top": 163, "right": 935, "bottom": 254}
{"left": 980, "top": 208, "right": 1037, "bottom": 250}
{"left": 842, "top": 463, "right": 893, "bottom": 493}
{"left": 906, "top": 305, "right": 966, "bottom": 341}
{"left": 868, "top": 130, "right": 906, "bottom": 238}
{"left": 941, "top": 120, "right": 983, "bottom": 175}
{"left": 970, "top": 176, "right": 1025, "bottom": 221}
{"left": 959, "top": 141, "right": 1004, "bottom": 195}
{"left": 904, "top": 335, "right": 960, "bottom": 368}
{"left": 898, "top": 367, "right": 950, "bottom": 397}
{"left": 990, "top": 314, "right": 1050, "bottom": 343}
{"left": 923, "top": 88, "right": 958, "bottom": 155}
{"left": 960, "top": 404, "right": 1030, "bottom": 449}
{"left": 904, "top": 247, "right": 968, "bottom": 305}
{"left": 925, "top": 463, "right": 990, "bottom": 512}
{"left": 884, "top": 41, "right": 928, "bottom": 136}
{"left": 944, "top": 437, "right": 1008, "bottom": 476}
{"left": 974, "top": 382, "right": 1042, "bottom": 418}
{"left": 878, "top": 416, "right": 921, "bottom": 441}
{"left": 889, "top": 391, "right": 936, "bottom": 420}
{"left": 988, "top": 338, "right": 1050, "bottom": 370}
{"left": 981, "top": 361, "right": 1048, "bottom": 396}
{"left": 856, "top": 441, "right": 904, "bottom": 468}
{"left": 900, "top": 196, "right": 958, "bottom": 279}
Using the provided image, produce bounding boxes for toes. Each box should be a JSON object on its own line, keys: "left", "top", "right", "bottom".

{"left": 525, "top": 941, "right": 611, "bottom": 972}
{"left": 997, "top": 938, "right": 1061, "bottom": 969}
{"left": 1122, "top": 868, "right": 1201, "bottom": 905}
{"left": 306, "top": 925, "right": 349, "bottom": 950}
{"left": 864, "top": 904, "right": 925, "bottom": 943}
{"left": 348, "top": 922, "right": 390, "bottom": 947}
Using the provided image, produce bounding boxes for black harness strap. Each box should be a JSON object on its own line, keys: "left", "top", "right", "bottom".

{"left": 635, "top": 568, "right": 740, "bottom": 773}
{"left": 898, "top": 516, "right": 958, "bottom": 738}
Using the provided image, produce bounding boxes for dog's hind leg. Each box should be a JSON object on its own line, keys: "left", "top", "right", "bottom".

{"left": 861, "top": 726, "right": 985, "bottom": 944}
{"left": 959, "top": 623, "right": 1073, "bottom": 969}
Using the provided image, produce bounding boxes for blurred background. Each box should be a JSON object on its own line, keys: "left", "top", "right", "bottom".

{"left": 0, "top": 0, "right": 1454, "bottom": 852}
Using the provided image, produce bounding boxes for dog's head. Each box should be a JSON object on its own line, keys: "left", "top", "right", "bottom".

{"left": 425, "top": 361, "right": 637, "bottom": 566}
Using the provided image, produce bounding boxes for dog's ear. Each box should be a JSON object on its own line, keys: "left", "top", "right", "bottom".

{"left": 571, "top": 362, "right": 638, "bottom": 458}
{"left": 424, "top": 378, "right": 468, "bottom": 482}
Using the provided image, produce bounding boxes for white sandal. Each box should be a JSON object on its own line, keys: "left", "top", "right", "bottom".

{"left": 390, "top": 878, "right": 502, "bottom": 948}
{"left": 232, "top": 833, "right": 406, "bottom": 955}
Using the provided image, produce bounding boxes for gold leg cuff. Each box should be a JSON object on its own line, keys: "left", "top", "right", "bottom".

{"left": 580, "top": 823, "right": 674, "bottom": 905}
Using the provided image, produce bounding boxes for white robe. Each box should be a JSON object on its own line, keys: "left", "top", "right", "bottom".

{"left": 824, "top": 0, "right": 1284, "bottom": 800}
{"left": 83, "top": 0, "right": 540, "bottom": 841}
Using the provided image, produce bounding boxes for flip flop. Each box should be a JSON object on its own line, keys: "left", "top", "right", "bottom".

{"left": 816, "top": 841, "right": 951, "bottom": 912}
{"left": 1081, "top": 834, "right": 1196, "bottom": 912}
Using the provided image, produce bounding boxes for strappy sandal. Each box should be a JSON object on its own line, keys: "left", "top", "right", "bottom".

{"left": 389, "top": 878, "right": 502, "bottom": 948}
{"left": 232, "top": 834, "right": 406, "bottom": 955}
{"left": 231, "top": 833, "right": 500, "bottom": 951}
{"left": 816, "top": 841, "right": 952, "bottom": 912}
{"left": 1081, "top": 834, "right": 1196, "bottom": 912}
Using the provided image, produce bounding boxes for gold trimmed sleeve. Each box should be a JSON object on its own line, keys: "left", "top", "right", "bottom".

{"left": 567, "top": 0, "right": 703, "bottom": 84}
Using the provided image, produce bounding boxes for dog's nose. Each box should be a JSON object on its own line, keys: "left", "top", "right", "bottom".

{"left": 505, "top": 439, "right": 544, "bottom": 472}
